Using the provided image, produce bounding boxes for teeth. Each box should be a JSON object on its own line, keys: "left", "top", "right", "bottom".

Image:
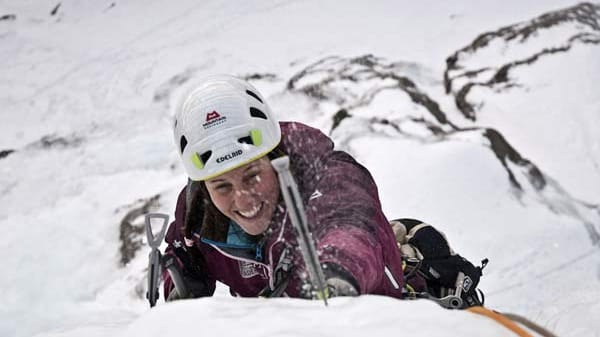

{"left": 238, "top": 203, "right": 262, "bottom": 218}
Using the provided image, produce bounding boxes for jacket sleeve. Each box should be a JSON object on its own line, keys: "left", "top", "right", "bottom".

{"left": 162, "top": 187, "right": 216, "bottom": 299}
{"left": 283, "top": 123, "right": 392, "bottom": 294}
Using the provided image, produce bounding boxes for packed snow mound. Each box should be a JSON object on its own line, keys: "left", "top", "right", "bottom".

{"left": 120, "top": 296, "right": 519, "bottom": 337}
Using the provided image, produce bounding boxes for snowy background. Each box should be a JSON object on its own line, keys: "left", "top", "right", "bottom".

{"left": 1, "top": 1, "right": 599, "bottom": 336}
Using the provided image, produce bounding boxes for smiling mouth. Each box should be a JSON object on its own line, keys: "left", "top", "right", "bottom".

{"left": 236, "top": 202, "right": 264, "bottom": 219}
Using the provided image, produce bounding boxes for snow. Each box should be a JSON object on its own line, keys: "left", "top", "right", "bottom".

{"left": 474, "top": 46, "right": 600, "bottom": 201}
{"left": 119, "top": 296, "right": 518, "bottom": 337}
{"left": 1, "top": 1, "right": 599, "bottom": 336}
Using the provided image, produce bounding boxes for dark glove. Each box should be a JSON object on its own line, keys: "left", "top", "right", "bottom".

{"left": 167, "top": 287, "right": 183, "bottom": 301}
{"left": 322, "top": 263, "right": 360, "bottom": 297}
{"left": 163, "top": 252, "right": 213, "bottom": 302}
{"left": 325, "top": 277, "right": 359, "bottom": 297}
{"left": 165, "top": 272, "right": 213, "bottom": 302}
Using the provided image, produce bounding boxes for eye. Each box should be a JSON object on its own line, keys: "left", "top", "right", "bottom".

{"left": 210, "top": 183, "right": 232, "bottom": 195}
{"left": 244, "top": 172, "right": 260, "bottom": 185}
{"left": 218, "top": 184, "right": 232, "bottom": 192}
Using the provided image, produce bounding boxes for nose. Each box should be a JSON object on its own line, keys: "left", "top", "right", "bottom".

{"left": 233, "top": 188, "right": 256, "bottom": 210}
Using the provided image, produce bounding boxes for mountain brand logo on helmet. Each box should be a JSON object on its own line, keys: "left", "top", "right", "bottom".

{"left": 216, "top": 149, "right": 243, "bottom": 163}
{"left": 206, "top": 111, "right": 221, "bottom": 122}
{"left": 203, "top": 110, "right": 227, "bottom": 129}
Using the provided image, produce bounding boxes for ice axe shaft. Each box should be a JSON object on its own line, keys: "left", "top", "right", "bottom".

{"left": 271, "top": 156, "right": 328, "bottom": 306}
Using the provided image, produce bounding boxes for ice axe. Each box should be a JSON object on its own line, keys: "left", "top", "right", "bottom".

{"left": 271, "top": 156, "right": 329, "bottom": 305}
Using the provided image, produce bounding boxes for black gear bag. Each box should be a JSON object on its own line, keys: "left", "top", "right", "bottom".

{"left": 392, "top": 218, "right": 488, "bottom": 309}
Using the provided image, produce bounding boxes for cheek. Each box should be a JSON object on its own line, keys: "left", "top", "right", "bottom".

{"left": 207, "top": 191, "right": 231, "bottom": 214}
{"left": 261, "top": 171, "right": 280, "bottom": 204}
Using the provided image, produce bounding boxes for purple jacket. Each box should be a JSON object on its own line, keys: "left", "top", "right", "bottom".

{"left": 163, "top": 121, "right": 406, "bottom": 298}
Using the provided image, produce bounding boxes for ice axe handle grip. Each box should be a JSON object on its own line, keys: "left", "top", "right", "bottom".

{"left": 145, "top": 213, "right": 169, "bottom": 307}
{"left": 145, "top": 213, "right": 169, "bottom": 249}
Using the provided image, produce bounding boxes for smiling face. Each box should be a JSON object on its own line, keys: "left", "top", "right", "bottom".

{"left": 205, "top": 156, "right": 280, "bottom": 235}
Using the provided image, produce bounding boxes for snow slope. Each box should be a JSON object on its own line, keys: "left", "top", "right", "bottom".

{"left": 1, "top": 1, "right": 599, "bottom": 336}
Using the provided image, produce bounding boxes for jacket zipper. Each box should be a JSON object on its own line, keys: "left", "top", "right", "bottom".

{"left": 203, "top": 210, "right": 289, "bottom": 291}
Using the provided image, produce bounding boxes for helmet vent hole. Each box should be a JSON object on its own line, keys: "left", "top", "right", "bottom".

{"left": 238, "top": 136, "right": 253, "bottom": 145}
{"left": 246, "top": 90, "right": 263, "bottom": 103}
{"left": 200, "top": 150, "right": 213, "bottom": 164}
{"left": 250, "top": 107, "right": 267, "bottom": 120}
{"left": 180, "top": 136, "right": 188, "bottom": 154}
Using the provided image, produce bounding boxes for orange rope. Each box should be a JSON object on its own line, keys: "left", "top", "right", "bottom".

{"left": 501, "top": 312, "right": 558, "bottom": 337}
{"left": 467, "top": 306, "right": 533, "bottom": 337}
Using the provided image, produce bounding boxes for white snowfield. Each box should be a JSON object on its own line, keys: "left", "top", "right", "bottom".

{"left": 120, "top": 296, "right": 521, "bottom": 337}
{"left": 1, "top": 1, "right": 599, "bottom": 337}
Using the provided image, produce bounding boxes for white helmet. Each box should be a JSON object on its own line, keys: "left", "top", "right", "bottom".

{"left": 173, "top": 75, "right": 281, "bottom": 181}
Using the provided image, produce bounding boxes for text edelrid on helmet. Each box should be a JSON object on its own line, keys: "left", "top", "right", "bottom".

{"left": 203, "top": 111, "right": 227, "bottom": 130}
{"left": 216, "top": 149, "right": 243, "bottom": 163}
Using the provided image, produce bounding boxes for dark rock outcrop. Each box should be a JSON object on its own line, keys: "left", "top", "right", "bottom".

{"left": 118, "top": 194, "right": 161, "bottom": 266}
{"left": 0, "top": 149, "right": 15, "bottom": 159}
{"left": 445, "top": 2, "right": 600, "bottom": 120}
{"left": 28, "top": 134, "right": 84, "bottom": 149}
